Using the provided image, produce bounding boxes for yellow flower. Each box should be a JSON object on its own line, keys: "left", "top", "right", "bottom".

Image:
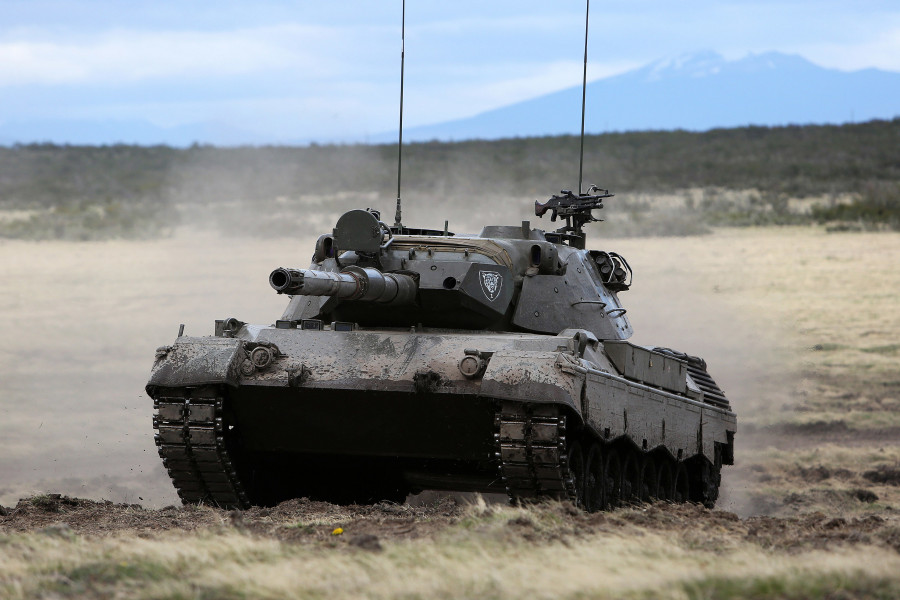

{"left": 332, "top": 527, "right": 344, "bottom": 536}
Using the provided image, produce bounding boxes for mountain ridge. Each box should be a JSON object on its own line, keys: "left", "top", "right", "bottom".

{"left": 395, "top": 51, "right": 900, "bottom": 142}
{"left": 1, "top": 51, "right": 897, "bottom": 146}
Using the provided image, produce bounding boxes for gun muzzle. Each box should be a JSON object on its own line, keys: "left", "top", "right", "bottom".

{"left": 269, "top": 266, "right": 417, "bottom": 305}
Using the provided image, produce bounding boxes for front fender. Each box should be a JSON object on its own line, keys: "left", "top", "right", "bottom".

{"left": 146, "top": 336, "right": 244, "bottom": 396}
{"left": 479, "top": 350, "right": 584, "bottom": 414}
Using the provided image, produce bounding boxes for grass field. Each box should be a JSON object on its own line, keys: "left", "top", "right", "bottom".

{"left": 4, "top": 498, "right": 900, "bottom": 600}
{"left": 1, "top": 216, "right": 899, "bottom": 598}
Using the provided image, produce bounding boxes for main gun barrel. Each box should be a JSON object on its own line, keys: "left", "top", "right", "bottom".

{"left": 269, "top": 266, "right": 417, "bottom": 306}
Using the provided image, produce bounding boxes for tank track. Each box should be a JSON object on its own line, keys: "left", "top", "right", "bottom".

{"left": 494, "top": 401, "right": 577, "bottom": 502}
{"left": 152, "top": 387, "right": 250, "bottom": 509}
{"left": 151, "top": 392, "right": 716, "bottom": 510}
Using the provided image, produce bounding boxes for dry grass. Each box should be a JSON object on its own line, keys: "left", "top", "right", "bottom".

{"left": 3, "top": 500, "right": 900, "bottom": 600}
{"left": 613, "top": 226, "right": 900, "bottom": 431}
{"left": 727, "top": 444, "right": 900, "bottom": 517}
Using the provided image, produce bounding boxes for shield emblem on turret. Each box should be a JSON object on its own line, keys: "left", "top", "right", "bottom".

{"left": 479, "top": 271, "right": 503, "bottom": 302}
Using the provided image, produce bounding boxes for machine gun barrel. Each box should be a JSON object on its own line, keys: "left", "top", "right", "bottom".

{"left": 534, "top": 188, "right": 613, "bottom": 220}
{"left": 269, "top": 266, "right": 417, "bottom": 306}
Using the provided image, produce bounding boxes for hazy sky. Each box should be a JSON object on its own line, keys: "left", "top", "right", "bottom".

{"left": 2, "top": 1, "right": 898, "bottom": 141}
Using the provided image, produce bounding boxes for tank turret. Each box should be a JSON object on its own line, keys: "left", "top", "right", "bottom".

{"left": 273, "top": 203, "right": 634, "bottom": 339}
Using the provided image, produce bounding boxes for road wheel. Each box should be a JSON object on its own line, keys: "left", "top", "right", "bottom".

{"left": 621, "top": 447, "right": 642, "bottom": 505}
{"left": 640, "top": 455, "right": 658, "bottom": 501}
{"left": 656, "top": 458, "right": 675, "bottom": 501}
{"left": 674, "top": 462, "right": 690, "bottom": 503}
{"left": 584, "top": 442, "right": 604, "bottom": 512}
{"left": 567, "top": 440, "right": 585, "bottom": 508}
{"left": 604, "top": 447, "right": 623, "bottom": 510}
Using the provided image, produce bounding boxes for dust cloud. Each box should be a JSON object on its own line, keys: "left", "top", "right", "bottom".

{"left": 609, "top": 233, "right": 800, "bottom": 516}
{"left": 0, "top": 230, "right": 314, "bottom": 507}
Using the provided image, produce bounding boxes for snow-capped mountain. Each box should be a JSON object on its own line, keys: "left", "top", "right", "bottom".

{"left": 397, "top": 51, "right": 900, "bottom": 142}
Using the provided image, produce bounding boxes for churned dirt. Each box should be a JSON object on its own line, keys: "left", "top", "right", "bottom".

{"left": 0, "top": 493, "right": 459, "bottom": 545}
{"left": 4, "top": 493, "right": 900, "bottom": 557}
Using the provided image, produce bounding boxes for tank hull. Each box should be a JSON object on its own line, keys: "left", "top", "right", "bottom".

{"left": 149, "top": 326, "right": 736, "bottom": 508}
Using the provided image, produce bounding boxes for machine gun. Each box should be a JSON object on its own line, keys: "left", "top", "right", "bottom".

{"left": 534, "top": 186, "right": 613, "bottom": 247}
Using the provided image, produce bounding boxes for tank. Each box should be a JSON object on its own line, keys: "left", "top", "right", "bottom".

{"left": 147, "top": 189, "right": 736, "bottom": 511}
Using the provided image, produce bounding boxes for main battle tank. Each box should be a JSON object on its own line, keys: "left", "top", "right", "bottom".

{"left": 147, "top": 189, "right": 736, "bottom": 511}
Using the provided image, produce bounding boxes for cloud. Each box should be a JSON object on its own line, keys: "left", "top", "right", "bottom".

{"left": 415, "top": 13, "right": 576, "bottom": 36}
{"left": 0, "top": 25, "right": 344, "bottom": 87}
{"left": 794, "top": 27, "right": 900, "bottom": 72}
{"left": 1, "top": 1, "right": 898, "bottom": 144}
{"left": 403, "top": 60, "right": 639, "bottom": 125}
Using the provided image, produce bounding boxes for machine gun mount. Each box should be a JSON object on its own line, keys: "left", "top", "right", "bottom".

{"left": 534, "top": 185, "right": 613, "bottom": 249}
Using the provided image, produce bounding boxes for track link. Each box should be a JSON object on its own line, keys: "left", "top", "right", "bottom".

{"left": 152, "top": 387, "right": 249, "bottom": 509}
{"left": 495, "top": 401, "right": 576, "bottom": 502}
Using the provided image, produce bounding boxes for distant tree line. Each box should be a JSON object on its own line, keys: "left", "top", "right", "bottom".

{"left": 0, "top": 118, "right": 897, "bottom": 239}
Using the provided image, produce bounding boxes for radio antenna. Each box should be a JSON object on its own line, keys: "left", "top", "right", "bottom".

{"left": 393, "top": 0, "right": 406, "bottom": 230}
{"left": 577, "top": 0, "right": 590, "bottom": 195}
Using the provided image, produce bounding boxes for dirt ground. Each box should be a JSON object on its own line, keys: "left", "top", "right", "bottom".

{"left": 4, "top": 491, "right": 900, "bottom": 599}
{"left": 2, "top": 492, "right": 899, "bottom": 555}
